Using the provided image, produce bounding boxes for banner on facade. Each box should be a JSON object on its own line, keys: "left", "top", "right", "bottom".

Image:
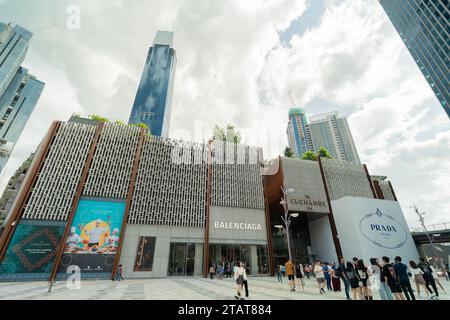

{"left": 58, "top": 198, "right": 126, "bottom": 274}
{"left": 0, "top": 220, "right": 65, "bottom": 280}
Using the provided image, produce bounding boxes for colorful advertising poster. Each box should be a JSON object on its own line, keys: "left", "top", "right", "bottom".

{"left": 0, "top": 220, "right": 65, "bottom": 281}
{"left": 58, "top": 198, "right": 126, "bottom": 274}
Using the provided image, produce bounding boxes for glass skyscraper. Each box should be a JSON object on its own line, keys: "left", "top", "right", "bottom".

{"left": 287, "top": 109, "right": 361, "bottom": 164}
{"left": 287, "top": 108, "right": 309, "bottom": 158}
{"left": 0, "top": 23, "right": 44, "bottom": 172}
{"left": 128, "top": 31, "right": 176, "bottom": 137}
{"left": 379, "top": 0, "right": 450, "bottom": 118}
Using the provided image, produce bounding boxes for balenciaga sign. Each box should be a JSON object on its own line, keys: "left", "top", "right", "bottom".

{"left": 213, "top": 221, "right": 263, "bottom": 231}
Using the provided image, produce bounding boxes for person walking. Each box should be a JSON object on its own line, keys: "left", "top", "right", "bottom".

{"left": 430, "top": 264, "right": 446, "bottom": 294}
{"left": 281, "top": 264, "right": 286, "bottom": 278}
{"left": 295, "top": 262, "right": 305, "bottom": 290}
{"left": 330, "top": 263, "right": 341, "bottom": 292}
{"left": 357, "top": 259, "right": 372, "bottom": 300}
{"left": 218, "top": 264, "right": 224, "bottom": 280}
{"left": 418, "top": 258, "right": 439, "bottom": 299}
{"left": 234, "top": 262, "right": 247, "bottom": 300}
{"left": 323, "top": 262, "right": 332, "bottom": 291}
{"left": 314, "top": 261, "right": 326, "bottom": 294}
{"left": 115, "top": 264, "right": 124, "bottom": 282}
{"left": 370, "top": 257, "right": 393, "bottom": 300}
{"left": 346, "top": 261, "right": 362, "bottom": 300}
{"left": 304, "top": 264, "right": 311, "bottom": 279}
{"left": 276, "top": 264, "right": 283, "bottom": 282}
{"left": 337, "top": 257, "right": 351, "bottom": 300}
{"left": 382, "top": 256, "right": 404, "bottom": 300}
{"left": 394, "top": 256, "right": 415, "bottom": 300}
{"left": 409, "top": 260, "right": 429, "bottom": 299}
{"left": 209, "top": 265, "right": 215, "bottom": 279}
{"left": 243, "top": 263, "right": 250, "bottom": 298}
{"left": 285, "top": 259, "right": 296, "bottom": 292}
{"left": 226, "top": 264, "right": 232, "bottom": 278}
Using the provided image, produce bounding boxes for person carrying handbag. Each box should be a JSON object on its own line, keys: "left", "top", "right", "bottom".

{"left": 234, "top": 262, "right": 247, "bottom": 300}
{"left": 345, "top": 261, "right": 362, "bottom": 300}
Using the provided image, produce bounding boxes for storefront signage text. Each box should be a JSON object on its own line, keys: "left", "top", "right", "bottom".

{"left": 214, "top": 221, "right": 263, "bottom": 231}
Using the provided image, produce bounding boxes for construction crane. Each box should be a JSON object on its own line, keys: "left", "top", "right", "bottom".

{"left": 288, "top": 91, "right": 297, "bottom": 107}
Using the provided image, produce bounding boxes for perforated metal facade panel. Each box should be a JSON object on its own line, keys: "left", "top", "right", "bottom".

{"left": 20, "top": 123, "right": 266, "bottom": 226}
{"left": 281, "top": 157, "right": 329, "bottom": 214}
{"left": 128, "top": 137, "right": 208, "bottom": 227}
{"left": 23, "top": 123, "right": 96, "bottom": 220}
{"left": 83, "top": 123, "right": 140, "bottom": 199}
{"left": 321, "top": 158, "right": 374, "bottom": 201}
{"left": 378, "top": 180, "right": 396, "bottom": 201}
{"left": 210, "top": 141, "right": 264, "bottom": 210}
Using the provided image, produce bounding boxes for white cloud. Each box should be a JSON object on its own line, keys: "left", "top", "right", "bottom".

{"left": 0, "top": 0, "right": 449, "bottom": 229}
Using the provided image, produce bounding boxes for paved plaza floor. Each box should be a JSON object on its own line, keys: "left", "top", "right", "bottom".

{"left": 0, "top": 276, "right": 449, "bottom": 300}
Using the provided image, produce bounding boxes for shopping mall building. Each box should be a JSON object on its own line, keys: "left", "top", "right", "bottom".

{"left": 0, "top": 119, "right": 418, "bottom": 281}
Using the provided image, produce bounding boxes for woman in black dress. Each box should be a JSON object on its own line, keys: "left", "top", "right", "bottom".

{"left": 346, "top": 261, "right": 362, "bottom": 300}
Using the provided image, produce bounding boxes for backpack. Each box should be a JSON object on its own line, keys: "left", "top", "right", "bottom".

{"left": 421, "top": 263, "right": 432, "bottom": 275}
{"left": 388, "top": 265, "right": 396, "bottom": 279}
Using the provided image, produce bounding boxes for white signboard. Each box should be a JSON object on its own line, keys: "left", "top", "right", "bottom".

{"left": 209, "top": 206, "right": 267, "bottom": 243}
{"left": 331, "top": 197, "right": 419, "bottom": 263}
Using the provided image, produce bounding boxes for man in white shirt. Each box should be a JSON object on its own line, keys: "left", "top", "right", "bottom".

{"left": 78, "top": 216, "right": 110, "bottom": 250}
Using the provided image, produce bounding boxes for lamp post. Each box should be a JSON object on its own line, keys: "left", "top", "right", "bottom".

{"left": 275, "top": 187, "right": 298, "bottom": 261}
{"left": 411, "top": 204, "right": 444, "bottom": 272}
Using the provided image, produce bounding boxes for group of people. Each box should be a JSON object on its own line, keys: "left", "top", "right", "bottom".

{"left": 277, "top": 256, "right": 446, "bottom": 300}
{"left": 336, "top": 256, "right": 446, "bottom": 300}
{"left": 209, "top": 262, "right": 250, "bottom": 280}
{"left": 208, "top": 262, "right": 250, "bottom": 300}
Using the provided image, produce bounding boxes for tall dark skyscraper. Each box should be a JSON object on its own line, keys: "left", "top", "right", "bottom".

{"left": 128, "top": 31, "right": 176, "bottom": 137}
{"left": 0, "top": 23, "right": 44, "bottom": 172}
{"left": 379, "top": 0, "right": 449, "bottom": 118}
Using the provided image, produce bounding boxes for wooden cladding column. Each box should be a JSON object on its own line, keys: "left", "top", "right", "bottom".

{"left": 373, "top": 180, "right": 385, "bottom": 200}
{"left": 318, "top": 157, "right": 343, "bottom": 259}
{"left": 363, "top": 164, "right": 377, "bottom": 199}
{"left": 263, "top": 174, "right": 275, "bottom": 277}
{"left": 203, "top": 140, "right": 212, "bottom": 278}
{"left": 48, "top": 123, "right": 104, "bottom": 283}
{"left": 0, "top": 121, "right": 61, "bottom": 261}
{"left": 111, "top": 128, "right": 146, "bottom": 280}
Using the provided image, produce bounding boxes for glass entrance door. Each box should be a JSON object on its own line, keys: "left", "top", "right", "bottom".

{"left": 168, "top": 243, "right": 196, "bottom": 276}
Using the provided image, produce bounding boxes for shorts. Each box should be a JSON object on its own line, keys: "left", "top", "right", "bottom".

{"left": 388, "top": 280, "right": 402, "bottom": 293}
{"left": 414, "top": 274, "right": 426, "bottom": 285}
{"left": 316, "top": 277, "right": 325, "bottom": 284}
{"left": 288, "top": 275, "right": 294, "bottom": 281}
{"left": 349, "top": 278, "right": 360, "bottom": 289}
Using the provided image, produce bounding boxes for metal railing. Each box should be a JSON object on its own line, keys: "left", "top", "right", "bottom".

{"left": 410, "top": 221, "right": 450, "bottom": 233}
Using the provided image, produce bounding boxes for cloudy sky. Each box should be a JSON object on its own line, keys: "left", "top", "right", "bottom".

{"left": 0, "top": 0, "right": 449, "bottom": 228}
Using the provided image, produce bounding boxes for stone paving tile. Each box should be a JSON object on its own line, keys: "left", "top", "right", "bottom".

{"left": 0, "top": 277, "right": 448, "bottom": 300}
